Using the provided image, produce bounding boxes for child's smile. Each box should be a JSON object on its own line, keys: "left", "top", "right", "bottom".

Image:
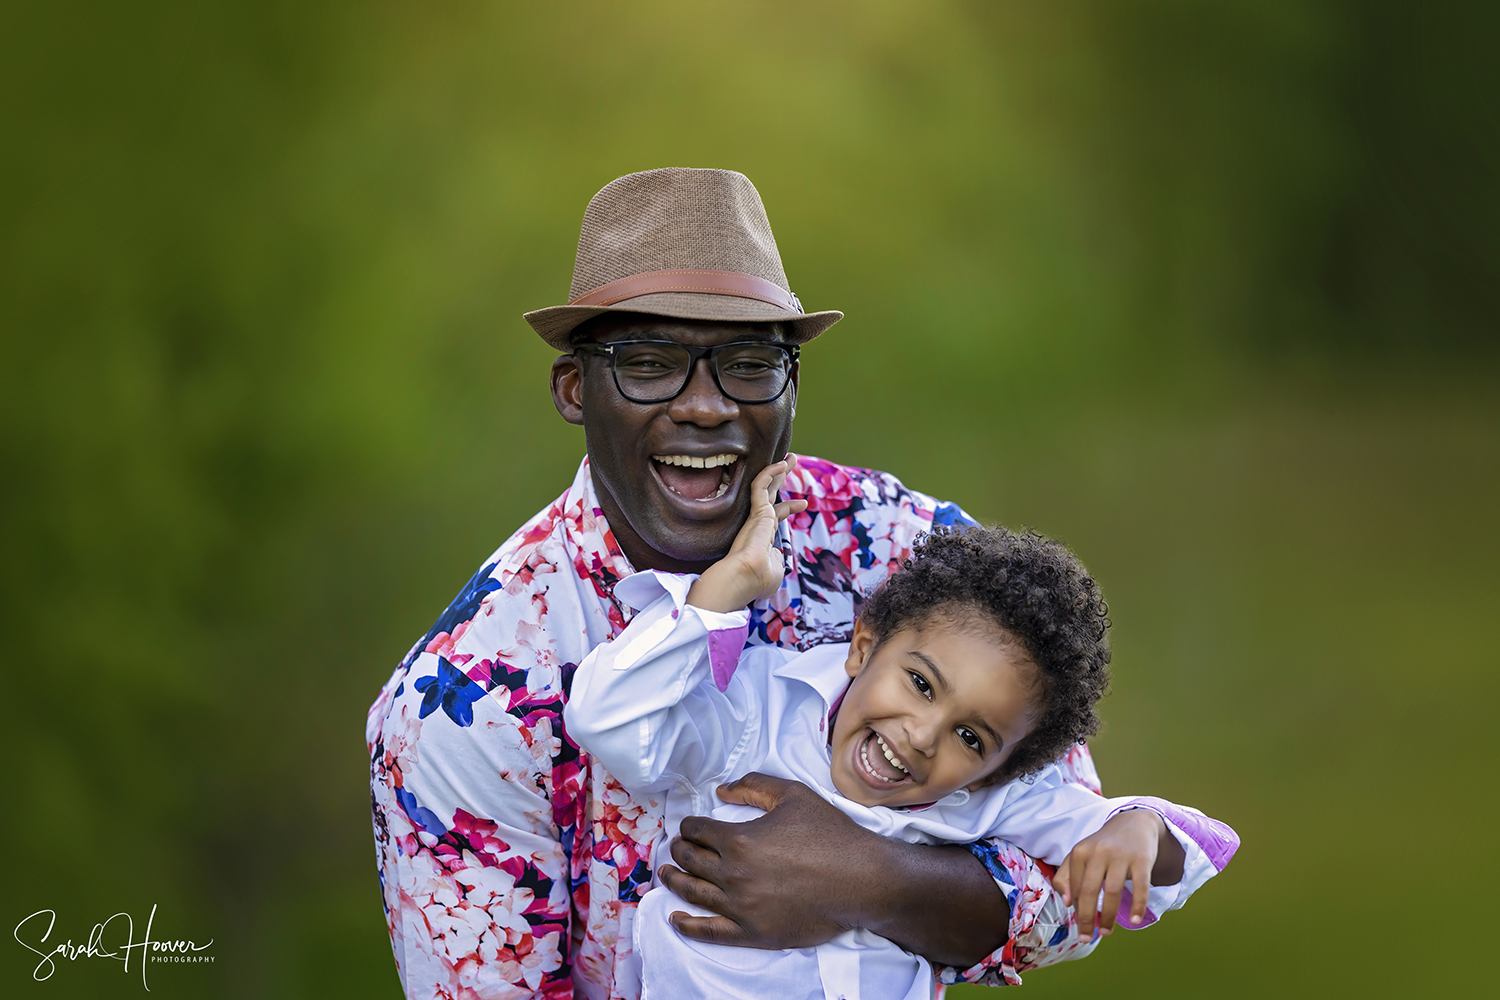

{"left": 854, "top": 728, "right": 914, "bottom": 788}
{"left": 830, "top": 613, "right": 1043, "bottom": 808}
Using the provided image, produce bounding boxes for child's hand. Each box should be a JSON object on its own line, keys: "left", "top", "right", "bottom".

{"left": 686, "top": 455, "right": 808, "bottom": 613}
{"left": 1051, "top": 808, "right": 1168, "bottom": 941}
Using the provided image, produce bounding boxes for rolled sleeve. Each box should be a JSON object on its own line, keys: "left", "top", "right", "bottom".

{"left": 939, "top": 839, "right": 1099, "bottom": 987}
{"left": 614, "top": 571, "right": 750, "bottom": 691}
{"left": 1103, "top": 797, "right": 1241, "bottom": 929}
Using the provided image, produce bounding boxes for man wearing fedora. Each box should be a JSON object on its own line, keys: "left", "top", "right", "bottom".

{"left": 368, "top": 168, "right": 1101, "bottom": 999}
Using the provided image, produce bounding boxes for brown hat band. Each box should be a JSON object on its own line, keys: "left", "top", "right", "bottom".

{"left": 569, "top": 268, "right": 803, "bottom": 313}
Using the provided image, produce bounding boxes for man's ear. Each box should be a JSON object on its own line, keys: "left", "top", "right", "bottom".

{"left": 844, "top": 619, "right": 876, "bottom": 680}
{"left": 551, "top": 355, "right": 585, "bottom": 426}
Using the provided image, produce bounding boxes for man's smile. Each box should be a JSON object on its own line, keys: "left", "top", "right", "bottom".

{"left": 560, "top": 315, "right": 796, "bottom": 570}
{"left": 647, "top": 451, "right": 747, "bottom": 513}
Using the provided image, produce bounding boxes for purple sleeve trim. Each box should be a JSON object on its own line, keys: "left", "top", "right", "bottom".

{"left": 1114, "top": 887, "right": 1159, "bottom": 929}
{"left": 1102, "top": 797, "right": 1240, "bottom": 931}
{"left": 1111, "top": 796, "right": 1241, "bottom": 873}
{"left": 706, "top": 623, "right": 751, "bottom": 692}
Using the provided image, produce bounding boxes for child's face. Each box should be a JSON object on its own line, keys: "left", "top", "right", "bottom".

{"left": 828, "top": 612, "right": 1042, "bottom": 808}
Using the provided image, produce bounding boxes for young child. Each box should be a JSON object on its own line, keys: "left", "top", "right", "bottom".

{"left": 564, "top": 458, "right": 1237, "bottom": 1000}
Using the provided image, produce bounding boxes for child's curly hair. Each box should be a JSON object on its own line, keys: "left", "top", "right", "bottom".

{"left": 857, "top": 526, "right": 1111, "bottom": 782}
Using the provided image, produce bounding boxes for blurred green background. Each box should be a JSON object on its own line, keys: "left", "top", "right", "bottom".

{"left": 3, "top": 1, "right": 1495, "bottom": 997}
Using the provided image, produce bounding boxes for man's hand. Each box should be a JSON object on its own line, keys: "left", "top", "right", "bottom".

{"left": 656, "top": 771, "right": 868, "bottom": 949}
{"left": 656, "top": 772, "right": 1011, "bottom": 967}
{"left": 686, "top": 456, "right": 806, "bottom": 613}
{"left": 1051, "top": 808, "right": 1186, "bottom": 940}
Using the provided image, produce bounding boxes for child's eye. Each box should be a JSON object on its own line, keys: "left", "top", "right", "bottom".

{"left": 908, "top": 671, "right": 932, "bottom": 698}
{"left": 957, "top": 727, "right": 983, "bottom": 752}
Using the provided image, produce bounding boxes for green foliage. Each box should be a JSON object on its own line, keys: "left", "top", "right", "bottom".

{"left": 1, "top": 2, "right": 1494, "bottom": 996}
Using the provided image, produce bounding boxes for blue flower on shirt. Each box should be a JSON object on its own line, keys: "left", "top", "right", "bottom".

{"left": 404, "top": 561, "right": 502, "bottom": 667}
{"left": 395, "top": 784, "right": 448, "bottom": 836}
{"left": 414, "top": 658, "right": 486, "bottom": 727}
{"left": 968, "top": 841, "right": 1016, "bottom": 889}
{"left": 618, "top": 858, "right": 653, "bottom": 903}
{"left": 932, "top": 501, "right": 977, "bottom": 529}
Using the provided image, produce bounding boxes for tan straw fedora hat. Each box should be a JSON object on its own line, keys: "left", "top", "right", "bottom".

{"left": 524, "top": 168, "right": 843, "bottom": 350}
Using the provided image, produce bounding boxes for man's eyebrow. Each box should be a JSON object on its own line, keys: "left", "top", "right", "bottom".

{"left": 908, "top": 651, "right": 951, "bottom": 693}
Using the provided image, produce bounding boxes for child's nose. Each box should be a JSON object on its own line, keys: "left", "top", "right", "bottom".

{"left": 905, "top": 719, "right": 940, "bottom": 756}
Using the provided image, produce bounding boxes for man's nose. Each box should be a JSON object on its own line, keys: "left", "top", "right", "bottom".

{"left": 666, "top": 357, "right": 739, "bottom": 426}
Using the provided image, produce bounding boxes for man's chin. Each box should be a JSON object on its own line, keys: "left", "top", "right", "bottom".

{"left": 639, "top": 525, "right": 739, "bottom": 567}
{"left": 594, "top": 471, "right": 751, "bottom": 570}
{"left": 634, "top": 482, "right": 753, "bottom": 564}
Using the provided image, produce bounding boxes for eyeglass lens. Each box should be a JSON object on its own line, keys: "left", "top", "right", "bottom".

{"left": 611, "top": 343, "right": 792, "bottom": 403}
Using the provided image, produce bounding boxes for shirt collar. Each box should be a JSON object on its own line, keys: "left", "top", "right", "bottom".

{"left": 565, "top": 456, "right": 637, "bottom": 595}
{"left": 771, "top": 642, "right": 854, "bottom": 709}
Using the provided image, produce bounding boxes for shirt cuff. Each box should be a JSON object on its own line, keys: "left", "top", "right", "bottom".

{"left": 1104, "top": 797, "right": 1241, "bottom": 928}
{"left": 614, "top": 570, "right": 751, "bottom": 690}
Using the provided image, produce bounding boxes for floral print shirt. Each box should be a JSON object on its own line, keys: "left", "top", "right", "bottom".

{"left": 367, "top": 456, "right": 1106, "bottom": 999}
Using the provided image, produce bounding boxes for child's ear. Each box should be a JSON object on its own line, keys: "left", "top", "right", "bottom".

{"left": 844, "top": 619, "right": 876, "bottom": 679}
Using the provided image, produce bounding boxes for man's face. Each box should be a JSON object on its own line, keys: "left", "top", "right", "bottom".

{"left": 551, "top": 314, "right": 797, "bottom": 572}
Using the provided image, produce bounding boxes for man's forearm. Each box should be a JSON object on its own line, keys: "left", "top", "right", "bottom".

{"left": 860, "top": 839, "right": 1011, "bottom": 969}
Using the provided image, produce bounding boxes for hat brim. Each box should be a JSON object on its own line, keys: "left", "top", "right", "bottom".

{"left": 525, "top": 291, "right": 842, "bottom": 352}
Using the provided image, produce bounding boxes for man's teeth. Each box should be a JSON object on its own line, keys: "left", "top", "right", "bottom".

{"left": 652, "top": 454, "right": 738, "bottom": 469}
{"left": 652, "top": 455, "right": 736, "bottom": 502}
{"left": 876, "top": 733, "right": 910, "bottom": 774}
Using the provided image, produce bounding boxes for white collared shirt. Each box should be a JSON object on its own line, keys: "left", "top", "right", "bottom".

{"left": 565, "top": 571, "right": 1237, "bottom": 1000}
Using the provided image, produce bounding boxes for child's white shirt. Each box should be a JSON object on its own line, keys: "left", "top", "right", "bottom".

{"left": 564, "top": 571, "right": 1237, "bottom": 1000}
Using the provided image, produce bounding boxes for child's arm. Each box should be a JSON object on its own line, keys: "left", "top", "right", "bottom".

{"left": 562, "top": 460, "right": 808, "bottom": 794}
{"left": 974, "top": 772, "right": 1239, "bottom": 941}
{"left": 686, "top": 456, "right": 808, "bottom": 613}
{"left": 1054, "top": 797, "right": 1238, "bottom": 940}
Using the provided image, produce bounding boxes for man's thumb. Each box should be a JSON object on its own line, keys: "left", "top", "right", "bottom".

{"left": 715, "top": 771, "right": 791, "bottom": 811}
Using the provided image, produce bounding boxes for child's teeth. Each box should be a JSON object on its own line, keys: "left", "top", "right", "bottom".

{"left": 860, "top": 735, "right": 907, "bottom": 782}
{"left": 876, "top": 734, "right": 909, "bottom": 773}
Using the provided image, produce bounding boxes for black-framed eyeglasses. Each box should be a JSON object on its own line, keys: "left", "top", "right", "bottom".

{"left": 573, "top": 339, "right": 799, "bottom": 404}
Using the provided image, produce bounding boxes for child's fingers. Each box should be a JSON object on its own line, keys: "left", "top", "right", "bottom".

{"left": 764, "top": 454, "right": 799, "bottom": 503}
{"left": 1098, "top": 863, "right": 1129, "bottom": 934}
{"left": 774, "top": 452, "right": 798, "bottom": 484}
{"left": 765, "top": 465, "right": 791, "bottom": 501}
{"left": 751, "top": 459, "right": 797, "bottom": 510}
{"left": 728, "top": 477, "right": 785, "bottom": 558}
{"left": 1051, "top": 855, "right": 1073, "bottom": 908}
{"left": 1074, "top": 857, "right": 1105, "bottom": 940}
{"left": 771, "top": 499, "right": 807, "bottom": 523}
{"left": 1127, "top": 858, "right": 1150, "bottom": 926}
{"left": 748, "top": 462, "right": 782, "bottom": 502}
